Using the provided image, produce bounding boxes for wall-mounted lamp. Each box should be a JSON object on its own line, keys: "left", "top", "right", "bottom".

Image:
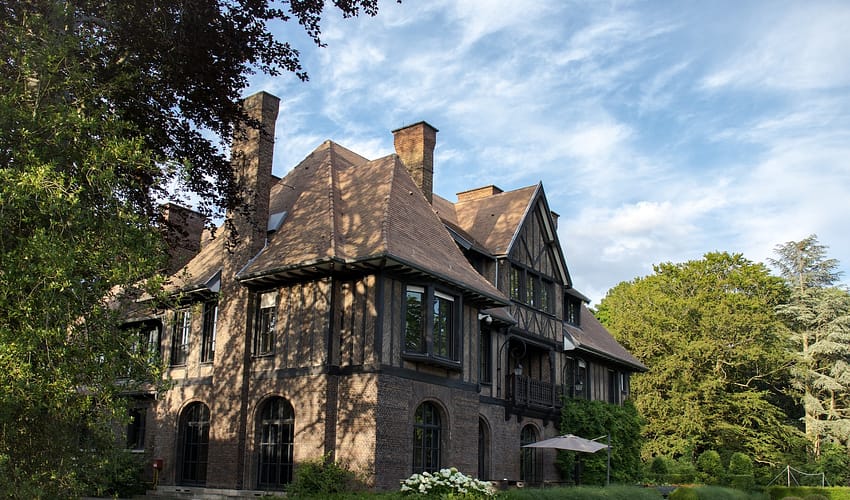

{"left": 514, "top": 364, "right": 523, "bottom": 376}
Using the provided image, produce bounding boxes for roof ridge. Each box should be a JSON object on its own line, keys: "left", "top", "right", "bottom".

{"left": 327, "top": 142, "right": 341, "bottom": 259}
{"left": 380, "top": 156, "right": 399, "bottom": 253}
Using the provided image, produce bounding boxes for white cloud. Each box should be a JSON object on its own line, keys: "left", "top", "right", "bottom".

{"left": 701, "top": 3, "right": 850, "bottom": 91}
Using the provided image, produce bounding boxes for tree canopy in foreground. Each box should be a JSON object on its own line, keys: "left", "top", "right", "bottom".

{"left": 1, "top": 1, "right": 385, "bottom": 495}
{"left": 597, "top": 252, "right": 801, "bottom": 465}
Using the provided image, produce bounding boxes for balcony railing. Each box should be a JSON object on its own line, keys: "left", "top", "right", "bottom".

{"left": 506, "top": 374, "right": 563, "bottom": 408}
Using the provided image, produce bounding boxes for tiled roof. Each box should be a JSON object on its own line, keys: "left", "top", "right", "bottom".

{"left": 565, "top": 305, "right": 647, "bottom": 371}
{"left": 448, "top": 185, "right": 538, "bottom": 256}
{"left": 171, "top": 140, "right": 508, "bottom": 305}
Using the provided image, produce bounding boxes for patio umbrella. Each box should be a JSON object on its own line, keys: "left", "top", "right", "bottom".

{"left": 521, "top": 434, "right": 608, "bottom": 453}
{"left": 523, "top": 434, "right": 612, "bottom": 485}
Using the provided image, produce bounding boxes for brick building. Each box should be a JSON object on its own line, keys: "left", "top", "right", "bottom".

{"left": 124, "top": 91, "right": 646, "bottom": 495}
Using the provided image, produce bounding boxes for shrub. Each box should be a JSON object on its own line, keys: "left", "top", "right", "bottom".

{"left": 288, "top": 453, "right": 362, "bottom": 497}
{"left": 697, "top": 451, "right": 724, "bottom": 485}
{"left": 400, "top": 467, "right": 494, "bottom": 498}
{"left": 670, "top": 485, "right": 767, "bottom": 500}
{"left": 728, "top": 453, "right": 754, "bottom": 491}
{"left": 499, "top": 485, "right": 663, "bottom": 500}
{"left": 669, "top": 487, "right": 700, "bottom": 500}
{"left": 803, "top": 495, "right": 829, "bottom": 500}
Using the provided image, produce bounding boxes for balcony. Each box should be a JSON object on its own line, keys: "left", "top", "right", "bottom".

{"left": 506, "top": 374, "right": 563, "bottom": 409}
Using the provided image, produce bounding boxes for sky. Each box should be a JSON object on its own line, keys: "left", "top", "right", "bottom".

{"left": 246, "top": 0, "right": 850, "bottom": 305}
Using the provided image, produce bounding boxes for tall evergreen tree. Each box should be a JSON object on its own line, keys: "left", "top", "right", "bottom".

{"left": 597, "top": 252, "right": 800, "bottom": 465}
{"left": 771, "top": 235, "right": 850, "bottom": 456}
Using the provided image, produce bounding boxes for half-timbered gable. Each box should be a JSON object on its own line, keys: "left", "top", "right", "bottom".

{"left": 122, "top": 92, "right": 645, "bottom": 495}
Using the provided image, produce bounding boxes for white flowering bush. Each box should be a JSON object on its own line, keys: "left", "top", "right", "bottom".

{"left": 400, "top": 467, "right": 495, "bottom": 498}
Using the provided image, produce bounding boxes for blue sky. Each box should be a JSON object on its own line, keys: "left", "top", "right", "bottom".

{"left": 247, "top": 0, "right": 850, "bottom": 304}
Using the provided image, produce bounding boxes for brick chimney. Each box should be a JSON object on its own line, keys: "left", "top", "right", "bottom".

{"left": 226, "top": 91, "right": 280, "bottom": 263}
{"left": 392, "top": 121, "right": 438, "bottom": 203}
{"left": 161, "top": 203, "right": 205, "bottom": 274}
{"left": 456, "top": 185, "right": 503, "bottom": 202}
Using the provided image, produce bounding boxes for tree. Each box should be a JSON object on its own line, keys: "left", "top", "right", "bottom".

{"left": 1, "top": 1, "right": 385, "bottom": 495}
{"left": 3, "top": 0, "right": 382, "bottom": 220}
{"left": 597, "top": 252, "right": 801, "bottom": 466}
{"left": 771, "top": 235, "right": 850, "bottom": 457}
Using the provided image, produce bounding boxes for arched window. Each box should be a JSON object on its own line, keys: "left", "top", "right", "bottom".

{"left": 520, "top": 424, "right": 539, "bottom": 484}
{"left": 478, "top": 417, "right": 490, "bottom": 480}
{"left": 177, "top": 402, "right": 210, "bottom": 485}
{"left": 257, "top": 397, "right": 295, "bottom": 489}
{"left": 412, "top": 402, "right": 442, "bottom": 473}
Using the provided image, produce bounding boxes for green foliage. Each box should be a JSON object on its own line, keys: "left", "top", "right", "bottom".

{"left": 728, "top": 453, "right": 755, "bottom": 491}
{"left": 670, "top": 488, "right": 701, "bottom": 500}
{"left": 1, "top": 0, "right": 386, "bottom": 495}
{"left": 559, "top": 398, "right": 644, "bottom": 485}
{"left": 288, "top": 453, "right": 363, "bottom": 497}
{"left": 597, "top": 252, "right": 800, "bottom": 464}
{"left": 669, "top": 486, "right": 767, "bottom": 500}
{"left": 767, "top": 487, "right": 850, "bottom": 500}
{"left": 772, "top": 236, "right": 850, "bottom": 456}
{"left": 697, "top": 451, "right": 724, "bottom": 485}
{"left": 813, "top": 442, "right": 850, "bottom": 486}
{"left": 498, "top": 485, "right": 663, "bottom": 500}
{"left": 649, "top": 457, "right": 670, "bottom": 477}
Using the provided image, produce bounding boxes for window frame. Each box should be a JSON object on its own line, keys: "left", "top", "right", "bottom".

{"left": 509, "top": 264, "right": 555, "bottom": 315}
{"left": 126, "top": 406, "right": 147, "bottom": 451}
{"left": 412, "top": 402, "right": 442, "bottom": 474}
{"left": 177, "top": 402, "right": 210, "bottom": 486}
{"left": 253, "top": 290, "right": 278, "bottom": 356}
{"left": 201, "top": 301, "right": 218, "bottom": 363}
{"left": 479, "top": 325, "right": 493, "bottom": 384}
{"left": 256, "top": 397, "right": 295, "bottom": 489}
{"left": 402, "top": 284, "right": 461, "bottom": 368}
{"left": 565, "top": 296, "right": 581, "bottom": 326}
{"left": 170, "top": 308, "right": 191, "bottom": 366}
{"left": 520, "top": 424, "right": 540, "bottom": 483}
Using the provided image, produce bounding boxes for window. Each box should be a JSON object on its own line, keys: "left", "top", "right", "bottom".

{"left": 405, "top": 286, "right": 426, "bottom": 353}
{"left": 403, "top": 285, "right": 460, "bottom": 364}
{"left": 201, "top": 301, "right": 217, "bottom": 363}
{"left": 432, "top": 292, "right": 455, "bottom": 359}
{"left": 254, "top": 291, "right": 278, "bottom": 355}
{"left": 510, "top": 266, "right": 521, "bottom": 300}
{"left": 526, "top": 274, "right": 537, "bottom": 307}
{"left": 413, "top": 402, "right": 442, "bottom": 473}
{"left": 608, "top": 370, "right": 619, "bottom": 404}
{"left": 127, "top": 407, "right": 146, "bottom": 450}
{"left": 479, "top": 326, "right": 492, "bottom": 384}
{"left": 540, "top": 280, "right": 551, "bottom": 313}
{"left": 520, "top": 425, "right": 539, "bottom": 483}
{"left": 178, "top": 402, "right": 210, "bottom": 485}
{"left": 566, "top": 297, "right": 581, "bottom": 326}
{"left": 171, "top": 309, "right": 191, "bottom": 366}
{"left": 478, "top": 418, "right": 490, "bottom": 480}
{"left": 137, "top": 325, "right": 161, "bottom": 360}
{"left": 257, "top": 397, "right": 295, "bottom": 489}
{"left": 576, "top": 359, "right": 588, "bottom": 400}
{"left": 510, "top": 265, "right": 553, "bottom": 314}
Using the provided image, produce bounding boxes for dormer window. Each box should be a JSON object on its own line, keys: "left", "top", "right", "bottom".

{"left": 403, "top": 285, "right": 460, "bottom": 365}
{"left": 565, "top": 297, "right": 581, "bottom": 327}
